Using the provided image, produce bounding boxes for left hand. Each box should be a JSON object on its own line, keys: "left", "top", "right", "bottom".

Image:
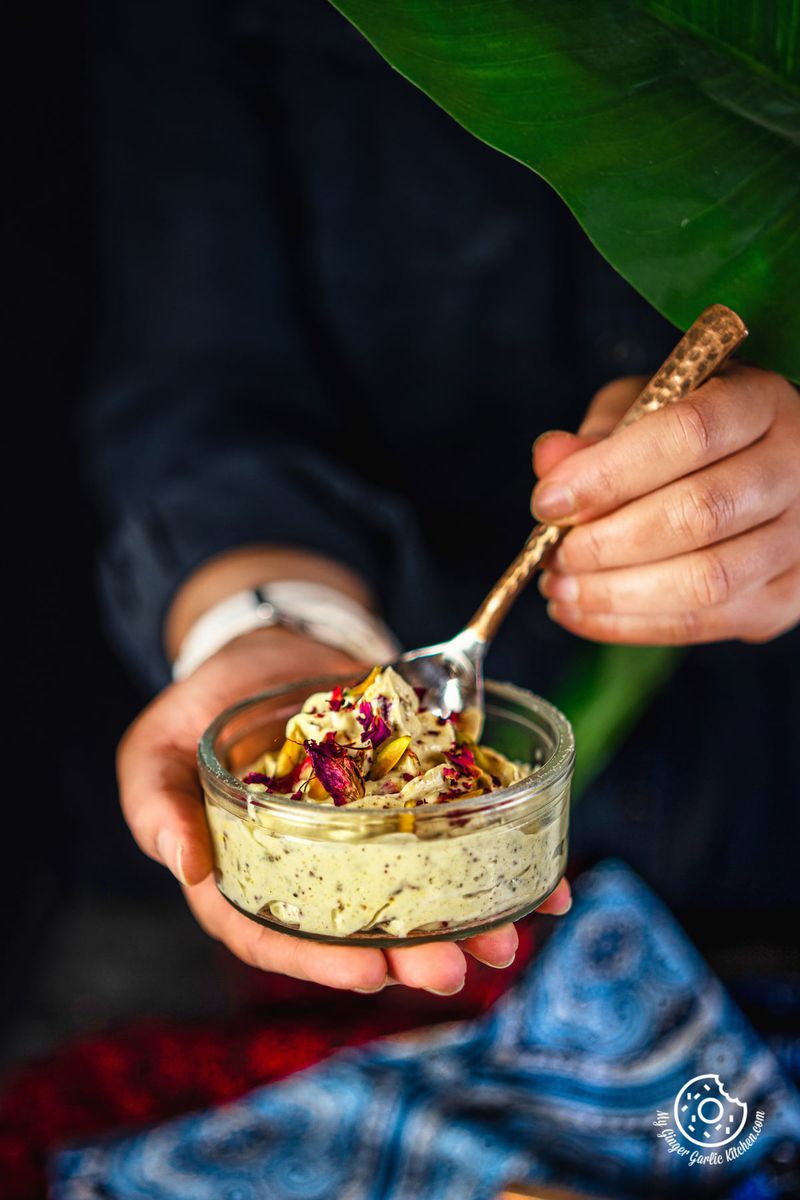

{"left": 119, "top": 626, "right": 572, "bottom": 997}
{"left": 532, "top": 363, "right": 800, "bottom": 645}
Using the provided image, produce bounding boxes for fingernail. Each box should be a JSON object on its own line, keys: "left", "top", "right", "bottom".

{"left": 532, "top": 429, "right": 567, "bottom": 457}
{"left": 472, "top": 952, "right": 517, "bottom": 970}
{"left": 156, "top": 829, "right": 187, "bottom": 885}
{"left": 355, "top": 978, "right": 388, "bottom": 994}
{"left": 425, "top": 977, "right": 466, "bottom": 997}
{"left": 551, "top": 895, "right": 573, "bottom": 916}
{"left": 546, "top": 573, "right": 580, "bottom": 603}
{"left": 533, "top": 482, "right": 575, "bottom": 521}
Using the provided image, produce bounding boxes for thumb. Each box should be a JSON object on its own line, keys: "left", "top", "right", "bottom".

{"left": 533, "top": 375, "right": 650, "bottom": 480}
{"left": 117, "top": 733, "right": 213, "bottom": 887}
{"left": 577, "top": 374, "right": 648, "bottom": 437}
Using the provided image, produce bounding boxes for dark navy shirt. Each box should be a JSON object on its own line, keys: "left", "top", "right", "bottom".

{"left": 85, "top": 0, "right": 799, "bottom": 909}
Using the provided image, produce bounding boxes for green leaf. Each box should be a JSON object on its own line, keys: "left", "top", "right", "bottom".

{"left": 328, "top": 0, "right": 800, "bottom": 382}
{"left": 554, "top": 644, "right": 681, "bottom": 800}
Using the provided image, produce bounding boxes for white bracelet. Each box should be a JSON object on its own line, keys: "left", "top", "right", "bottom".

{"left": 172, "top": 579, "right": 401, "bottom": 681}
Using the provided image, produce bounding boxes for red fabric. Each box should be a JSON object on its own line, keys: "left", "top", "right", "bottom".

{"left": 0, "top": 920, "right": 540, "bottom": 1200}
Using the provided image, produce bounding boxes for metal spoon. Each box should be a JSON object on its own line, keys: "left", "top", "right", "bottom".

{"left": 393, "top": 304, "right": 748, "bottom": 720}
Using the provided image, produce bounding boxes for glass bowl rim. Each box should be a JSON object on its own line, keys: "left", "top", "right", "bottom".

{"left": 198, "top": 674, "right": 575, "bottom": 826}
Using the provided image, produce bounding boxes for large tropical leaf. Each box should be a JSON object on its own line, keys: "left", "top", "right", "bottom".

{"left": 328, "top": 0, "right": 800, "bottom": 382}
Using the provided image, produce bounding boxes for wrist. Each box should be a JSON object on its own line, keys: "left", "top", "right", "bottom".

{"left": 205, "top": 623, "right": 354, "bottom": 667}
{"left": 165, "top": 545, "right": 375, "bottom": 662}
{"left": 170, "top": 570, "right": 399, "bottom": 683}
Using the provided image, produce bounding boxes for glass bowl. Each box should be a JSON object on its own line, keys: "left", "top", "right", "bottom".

{"left": 198, "top": 675, "right": 574, "bottom": 947}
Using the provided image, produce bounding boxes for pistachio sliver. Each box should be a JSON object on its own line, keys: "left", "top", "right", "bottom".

{"left": 473, "top": 744, "right": 517, "bottom": 785}
{"left": 370, "top": 735, "right": 412, "bottom": 780}
{"left": 275, "top": 737, "right": 305, "bottom": 779}
{"left": 349, "top": 665, "right": 382, "bottom": 698}
{"left": 456, "top": 706, "right": 483, "bottom": 742}
{"left": 472, "top": 744, "right": 499, "bottom": 773}
{"left": 456, "top": 787, "right": 486, "bottom": 800}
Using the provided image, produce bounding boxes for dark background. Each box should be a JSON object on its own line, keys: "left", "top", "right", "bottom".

{"left": 7, "top": 3, "right": 207, "bottom": 1066}
{"left": 5, "top": 1, "right": 799, "bottom": 1079}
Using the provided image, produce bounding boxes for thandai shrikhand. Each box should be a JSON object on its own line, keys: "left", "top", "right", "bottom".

{"left": 203, "top": 667, "right": 570, "bottom": 940}
{"left": 239, "top": 665, "right": 531, "bottom": 809}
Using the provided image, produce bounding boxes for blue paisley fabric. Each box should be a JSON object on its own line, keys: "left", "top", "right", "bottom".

{"left": 52, "top": 861, "right": 800, "bottom": 1199}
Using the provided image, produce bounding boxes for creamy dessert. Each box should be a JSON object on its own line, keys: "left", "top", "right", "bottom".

{"left": 240, "top": 665, "right": 530, "bottom": 809}
{"left": 203, "top": 668, "right": 570, "bottom": 940}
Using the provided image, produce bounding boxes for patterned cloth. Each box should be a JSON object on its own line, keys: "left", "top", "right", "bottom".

{"left": 52, "top": 862, "right": 800, "bottom": 1199}
{"left": 1, "top": 931, "right": 538, "bottom": 1200}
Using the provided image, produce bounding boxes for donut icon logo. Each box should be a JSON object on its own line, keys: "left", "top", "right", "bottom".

{"left": 674, "top": 1074, "right": 748, "bottom": 1148}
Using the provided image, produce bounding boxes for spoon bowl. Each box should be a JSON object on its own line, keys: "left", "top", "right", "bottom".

{"left": 394, "top": 628, "right": 486, "bottom": 720}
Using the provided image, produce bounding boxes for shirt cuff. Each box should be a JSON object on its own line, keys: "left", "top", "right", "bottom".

{"left": 98, "top": 448, "right": 438, "bottom": 696}
{"left": 97, "top": 446, "right": 418, "bottom": 692}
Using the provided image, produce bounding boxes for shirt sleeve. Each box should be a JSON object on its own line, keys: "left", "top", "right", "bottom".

{"left": 84, "top": 0, "right": 408, "bottom": 692}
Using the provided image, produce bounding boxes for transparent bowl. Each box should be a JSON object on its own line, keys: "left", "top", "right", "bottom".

{"left": 198, "top": 675, "right": 574, "bottom": 947}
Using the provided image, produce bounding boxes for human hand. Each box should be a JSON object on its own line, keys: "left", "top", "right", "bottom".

{"left": 532, "top": 363, "right": 800, "bottom": 645}
{"left": 117, "top": 626, "right": 571, "bottom": 995}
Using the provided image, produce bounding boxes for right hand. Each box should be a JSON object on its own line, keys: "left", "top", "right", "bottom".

{"left": 118, "top": 626, "right": 570, "bottom": 994}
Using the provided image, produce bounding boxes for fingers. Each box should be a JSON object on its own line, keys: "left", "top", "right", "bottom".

{"left": 384, "top": 941, "right": 467, "bottom": 994}
{"left": 462, "top": 924, "right": 519, "bottom": 969}
{"left": 739, "top": 564, "right": 800, "bottom": 643}
{"left": 553, "top": 433, "right": 797, "bottom": 573}
{"left": 184, "top": 874, "right": 389, "bottom": 990}
{"left": 185, "top": 879, "right": 575, "bottom": 991}
{"left": 531, "top": 364, "right": 781, "bottom": 524}
{"left": 547, "top": 561, "right": 800, "bottom": 646}
{"left": 541, "top": 510, "right": 798, "bottom": 616}
{"left": 538, "top": 368, "right": 800, "bottom": 646}
{"left": 117, "top": 723, "right": 213, "bottom": 886}
{"left": 455, "top": 879, "right": 572, "bottom": 970}
{"left": 384, "top": 876, "right": 574, "bottom": 987}
{"left": 531, "top": 876, "right": 572, "bottom": 915}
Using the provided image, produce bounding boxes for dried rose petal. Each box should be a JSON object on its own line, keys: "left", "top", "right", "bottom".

{"left": 328, "top": 685, "right": 344, "bottom": 712}
{"left": 276, "top": 753, "right": 311, "bottom": 791}
{"left": 244, "top": 752, "right": 311, "bottom": 794}
{"left": 304, "top": 738, "right": 366, "bottom": 806}
{"left": 306, "top": 775, "right": 330, "bottom": 801}
{"left": 357, "top": 700, "right": 391, "bottom": 748}
{"left": 443, "top": 744, "right": 481, "bottom": 779}
{"left": 243, "top": 771, "right": 273, "bottom": 787}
